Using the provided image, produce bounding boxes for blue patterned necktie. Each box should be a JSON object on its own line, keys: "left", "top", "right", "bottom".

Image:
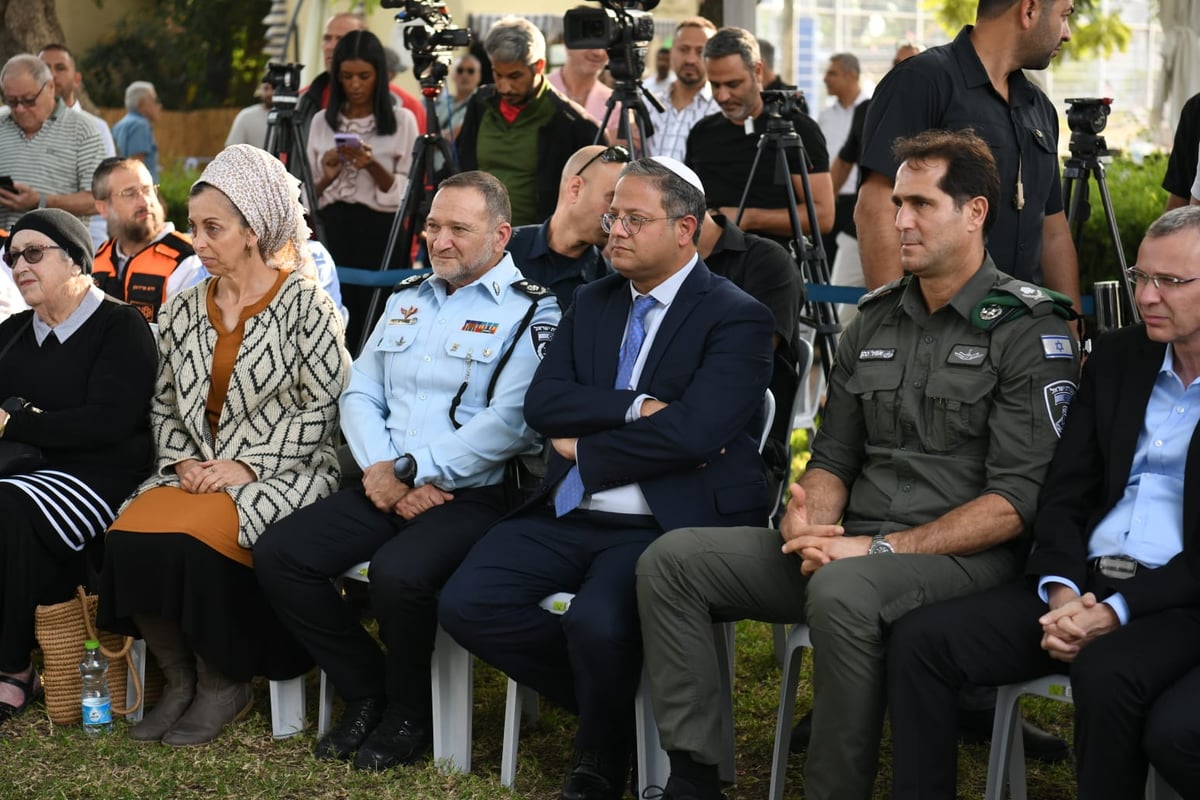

{"left": 555, "top": 294, "right": 658, "bottom": 517}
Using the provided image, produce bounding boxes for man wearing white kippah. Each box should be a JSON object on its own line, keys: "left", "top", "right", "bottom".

{"left": 440, "top": 156, "right": 775, "bottom": 800}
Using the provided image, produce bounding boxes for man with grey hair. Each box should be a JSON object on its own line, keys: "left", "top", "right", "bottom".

{"left": 686, "top": 27, "right": 834, "bottom": 241}
{"left": 0, "top": 54, "right": 105, "bottom": 232}
{"left": 440, "top": 157, "right": 774, "bottom": 800}
{"left": 456, "top": 16, "right": 602, "bottom": 226}
{"left": 818, "top": 52, "right": 869, "bottom": 268}
{"left": 112, "top": 80, "right": 160, "bottom": 181}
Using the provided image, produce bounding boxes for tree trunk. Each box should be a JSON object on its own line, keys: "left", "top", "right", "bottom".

{"left": 0, "top": 0, "right": 66, "bottom": 64}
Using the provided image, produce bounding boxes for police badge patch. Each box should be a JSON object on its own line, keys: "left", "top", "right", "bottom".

{"left": 530, "top": 323, "right": 556, "bottom": 360}
{"left": 1043, "top": 379, "right": 1076, "bottom": 437}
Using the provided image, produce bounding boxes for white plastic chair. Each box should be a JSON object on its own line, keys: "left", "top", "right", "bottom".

{"left": 986, "top": 674, "right": 1182, "bottom": 800}
{"left": 314, "top": 561, "right": 475, "bottom": 773}
{"left": 126, "top": 640, "right": 307, "bottom": 740}
{"left": 768, "top": 623, "right": 813, "bottom": 800}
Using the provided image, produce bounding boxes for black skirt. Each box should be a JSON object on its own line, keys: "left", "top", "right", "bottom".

{"left": 97, "top": 531, "right": 311, "bottom": 682}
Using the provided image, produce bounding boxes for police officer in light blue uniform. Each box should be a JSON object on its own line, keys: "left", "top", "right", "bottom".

{"left": 255, "top": 171, "right": 560, "bottom": 772}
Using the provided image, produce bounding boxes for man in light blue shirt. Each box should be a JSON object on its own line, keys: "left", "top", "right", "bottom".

{"left": 255, "top": 170, "right": 560, "bottom": 772}
{"left": 888, "top": 206, "right": 1200, "bottom": 800}
{"left": 112, "top": 81, "right": 160, "bottom": 181}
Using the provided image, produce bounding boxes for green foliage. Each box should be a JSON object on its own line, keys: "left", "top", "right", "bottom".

{"left": 923, "top": 0, "right": 1132, "bottom": 61}
{"left": 157, "top": 159, "right": 202, "bottom": 232}
{"left": 79, "top": 0, "right": 272, "bottom": 109}
{"left": 1074, "top": 154, "right": 1168, "bottom": 289}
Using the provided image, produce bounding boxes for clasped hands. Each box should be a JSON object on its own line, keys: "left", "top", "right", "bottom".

{"left": 778, "top": 483, "right": 865, "bottom": 575}
{"left": 1038, "top": 584, "right": 1119, "bottom": 663}
{"left": 363, "top": 461, "right": 453, "bottom": 520}
{"left": 176, "top": 458, "right": 254, "bottom": 494}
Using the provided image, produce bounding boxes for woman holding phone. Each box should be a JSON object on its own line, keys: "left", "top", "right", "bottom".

{"left": 308, "top": 29, "right": 417, "bottom": 341}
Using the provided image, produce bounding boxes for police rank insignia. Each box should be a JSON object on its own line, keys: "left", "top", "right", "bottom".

{"left": 1041, "top": 334, "right": 1073, "bottom": 359}
{"left": 391, "top": 305, "right": 418, "bottom": 325}
{"left": 1043, "top": 379, "right": 1076, "bottom": 437}
{"left": 530, "top": 323, "right": 556, "bottom": 360}
{"left": 947, "top": 345, "right": 987, "bottom": 365}
{"left": 462, "top": 320, "right": 499, "bottom": 334}
{"left": 1018, "top": 285, "right": 1045, "bottom": 300}
{"left": 978, "top": 304, "right": 1003, "bottom": 321}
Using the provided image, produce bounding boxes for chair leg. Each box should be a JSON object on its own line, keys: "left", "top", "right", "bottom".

{"left": 769, "top": 625, "right": 811, "bottom": 800}
{"left": 501, "top": 678, "right": 523, "bottom": 788}
{"left": 430, "top": 626, "right": 472, "bottom": 774}
{"left": 714, "top": 622, "right": 737, "bottom": 785}
{"left": 985, "top": 685, "right": 1027, "bottom": 800}
{"left": 269, "top": 675, "right": 306, "bottom": 740}
{"left": 635, "top": 664, "right": 670, "bottom": 797}
{"left": 126, "top": 639, "right": 146, "bottom": 723}
{"left": 772, "top": 624, "right": 788, "bottom": 669}
{"left": 316, "top": 669, "right": 335, "bottom": 737}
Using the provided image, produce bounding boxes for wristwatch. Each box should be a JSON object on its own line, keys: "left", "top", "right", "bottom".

{"left": 392, "top": 453, "right": 417, "bottom": 486}
{"left": 868, "top": 533, "right": 894, "bottom": 555}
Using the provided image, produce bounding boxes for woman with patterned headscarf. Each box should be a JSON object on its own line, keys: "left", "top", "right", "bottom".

{"left": 97, "top": 144, "right": 352, "bottom": 746}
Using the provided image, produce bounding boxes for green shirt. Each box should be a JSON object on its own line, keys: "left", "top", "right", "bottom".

{"left": 809, "top": 257, "right": 1080, "bottom": 536}
{"left": 475, "top": 80, "right": 559, "bottom": 226}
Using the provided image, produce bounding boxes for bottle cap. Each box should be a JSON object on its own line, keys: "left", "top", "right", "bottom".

{"left": 84, "top": 639, "right": 99, "bottom": 650}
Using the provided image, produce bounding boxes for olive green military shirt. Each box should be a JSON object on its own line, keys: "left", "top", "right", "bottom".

{"left": 809, "top": 256, "right": 1080, "bottom": 537}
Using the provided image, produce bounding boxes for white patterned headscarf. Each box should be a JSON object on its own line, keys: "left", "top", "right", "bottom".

{"left": 195, "top": 144, "right": 315, "bottom": 276}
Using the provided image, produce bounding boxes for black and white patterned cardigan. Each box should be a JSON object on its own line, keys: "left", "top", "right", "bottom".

{"left": 124, "top": 270, "right": 351, "bottom": 548}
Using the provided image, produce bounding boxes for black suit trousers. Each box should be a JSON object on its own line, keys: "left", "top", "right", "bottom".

{"left": 888, "top": 577, "right": 1200, "bottom": 800}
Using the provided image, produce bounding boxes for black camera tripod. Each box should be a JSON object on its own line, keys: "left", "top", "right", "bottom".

{"left": 735, "top": 100, "right": 838, "bottom": 377}
{"left": 1061, "top": 113, "right": 1140, "bottom": 326}
{"left": 595, "top": 78, "right": 664, "bottom": 158}
{"left": 263, "top": 64, "right": 325, "bottom": 244}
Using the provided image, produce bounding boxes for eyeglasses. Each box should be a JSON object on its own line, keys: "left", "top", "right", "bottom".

{"left": 3, "top": 244, "right": 63, "bottom": 267}
{"left": 1125, "top": 266, "right": 1200, "bottom": 291}
{"left": 575, "top": 145, "right": 631, "bottom": 177}
{"left": 456, "top": 67, "right": 477, "bottom": 75}
{"left": 112, "top": 184, "right": 159, "bottom": 201}
{"left": 4, "top": 80, "right": 49, "bottom": 109}
{"left": 600, "top": 213, "right": 680, "bottom": 236}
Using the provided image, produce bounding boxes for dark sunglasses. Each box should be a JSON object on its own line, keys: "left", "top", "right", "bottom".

{"left": 574, "top": 145, "right": 631, "bottom": 177}
{"left": 4, "top": 244, "right": 63, "bottom": 267}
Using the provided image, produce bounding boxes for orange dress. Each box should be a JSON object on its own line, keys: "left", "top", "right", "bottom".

{"left": 108, "top": 270, "right": 289, "bottom": 568}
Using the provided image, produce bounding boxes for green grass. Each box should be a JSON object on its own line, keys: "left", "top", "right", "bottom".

{"left": 0, "top": 621, "right": 1077, "bottom": 799}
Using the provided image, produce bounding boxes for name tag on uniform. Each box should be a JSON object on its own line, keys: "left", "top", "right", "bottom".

{"left": 859, "top": 348, "right": 896, "bottom": 361}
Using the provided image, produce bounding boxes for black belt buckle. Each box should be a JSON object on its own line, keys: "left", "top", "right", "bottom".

{"left": 1095, "top": 555, "right": 1138, "bottom": 580}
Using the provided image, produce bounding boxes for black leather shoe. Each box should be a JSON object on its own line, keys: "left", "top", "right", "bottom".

{"left": 314, "top": 697, "right": 385, "bottom": 761}
{"left": 958, "top": 708, "right": 1071, "bottom": 764}
{"left": 352, "top": 714, "right": 431, "bottom": 771}
{"left": 642, "top": 775, "right": 726, "bottom": 800}
{"left": 560, "top": 749, "right": 626, "bottom": 800}
{"left": 788, "top": 709, "right": 813, "bottom": 753}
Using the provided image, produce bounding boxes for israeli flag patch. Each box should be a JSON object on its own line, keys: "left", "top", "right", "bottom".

{"left": 1041, "top": 335, "right": 1072, "bottom": 359}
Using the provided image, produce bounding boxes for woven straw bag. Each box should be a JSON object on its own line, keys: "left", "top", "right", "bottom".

{"left": 34, "top": 586, "right": 143, "bottom": 725}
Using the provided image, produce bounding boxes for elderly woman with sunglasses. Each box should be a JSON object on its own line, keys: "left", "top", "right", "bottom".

{"left": 0, "top": 209, "right": 156, "bottom": 726}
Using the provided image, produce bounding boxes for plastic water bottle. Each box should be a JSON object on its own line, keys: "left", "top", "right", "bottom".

{"left": 80, "top": 639, "right": 112, "bottom": 734}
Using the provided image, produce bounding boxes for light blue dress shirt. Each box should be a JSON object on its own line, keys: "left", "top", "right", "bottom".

{"left": 339, "top": 253, "right": 560, "bottom": 489}
{"left": 1040, "top": 346, "right": 1200, "bottom": 623}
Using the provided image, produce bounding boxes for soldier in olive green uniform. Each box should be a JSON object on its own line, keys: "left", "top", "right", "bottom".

{"left": 634, "top": 130, "right": 1081, "bottom": 800}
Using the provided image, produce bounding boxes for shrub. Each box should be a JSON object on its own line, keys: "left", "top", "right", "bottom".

{"left": 158, "top": 160, "right": 202, "bottom": 232}
{"left": 1073, "top": 153, "right": 1169, "bottom": 289}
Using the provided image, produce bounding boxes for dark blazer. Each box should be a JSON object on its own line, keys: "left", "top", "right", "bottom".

{"left": 524, "top": 260, "right": 776, "bottom": 533}
{"left": 1025, "top": 324, "right": 1200, "bottom": 617}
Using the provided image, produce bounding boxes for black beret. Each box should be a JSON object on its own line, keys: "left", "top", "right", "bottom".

{"left": 8, "top": 208, "right": 94, "bottom": 274}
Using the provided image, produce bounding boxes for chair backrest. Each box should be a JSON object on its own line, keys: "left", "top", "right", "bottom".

{"left": 791, "top": 324, "right": 821, "bottom": 437}
{"left": 760, "top": 389, "right": 776, "bottom": 455}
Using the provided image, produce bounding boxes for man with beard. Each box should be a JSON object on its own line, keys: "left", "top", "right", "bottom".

{"left": 856, "top": 0, "right": 1080, "bottom": 308}
{"left": 91, "top": 157, "right": 203, "bottom": 325}
{"left": 645, "top": 17, "right": 717, "bottom": 162}
{"left": 456, "top": 16, "right": 602, "bottom": 227}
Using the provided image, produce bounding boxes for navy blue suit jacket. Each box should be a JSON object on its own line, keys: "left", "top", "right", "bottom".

{"left": 523, "top": 259, "right": 775, "bottom": 533}
{"left": 1025, "top": 324, "right": 1200, "bottom": 618}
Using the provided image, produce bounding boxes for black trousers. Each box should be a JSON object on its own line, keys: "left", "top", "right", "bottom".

{"left": 439, "top": 505, "right": 660, "bottom": 752}
{"left": 254, "top": 485, "right": 507, "bottom": 719}
{"left": 888, "top": 577, "right": 1200, "bottom": 800}
{"left": 0, "top": 487, "right": 87, "bottom": 672}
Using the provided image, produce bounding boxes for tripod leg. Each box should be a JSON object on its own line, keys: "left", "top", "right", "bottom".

{"left": 1092, "top": 164, "right": 1139, "bottom": 322}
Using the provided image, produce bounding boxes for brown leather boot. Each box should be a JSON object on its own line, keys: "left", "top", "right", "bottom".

{"left": 161, "top": 655, "right": 253, "bottom": 747}
{"left": 127, "top": 615, "right": 196, "bottom": 743}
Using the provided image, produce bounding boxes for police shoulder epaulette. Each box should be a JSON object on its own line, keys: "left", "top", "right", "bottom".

{"left": 510, "top": 279, "right": 552, "bottom": 301}
{"left": 971, "top": 280, "right": 1075, "bottom": 331}
{"left": 857, "top": 276, "right": 906, "bottom": 307}
{"left": 392, "top": 272, "right": 433, "bottom": 293}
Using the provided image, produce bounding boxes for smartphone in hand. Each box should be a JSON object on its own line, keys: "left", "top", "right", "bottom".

{"left": 334, "top": 133, "right": 362, "bottom": 150}
{"left": 0, "top": 176, "right": 15, "bottom": 193}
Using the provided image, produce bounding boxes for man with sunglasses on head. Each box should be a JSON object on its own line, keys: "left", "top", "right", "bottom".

{"left": 507, "top": 144, "right": 626, "bottom": 308}
{"left": 440, "top": 156, "right": 774, "bottom": 800}
{"left": 256, "top": 170, "right": 559, "bottom": 772}
{"left": 90, "top": 157, "right": 204, "bottom": 326}
{"left": 887, "top": 206, "right": 1200, "bottom": 800}
{"left": 0, "top": 54, "right": 105, "bottom": 234}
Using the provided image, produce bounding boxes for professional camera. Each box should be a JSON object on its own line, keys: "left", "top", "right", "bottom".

{"left": 761, "top": 88, "right": 809, "bottom": 119}
{"left": 564, "top": 0, "right": 658, "bottom": 82}
{"left": 387, "top": 0, "right": 471, "bottom": 72}
{"left": 264, "top": 62, "right": 304, "bottom": 111}
{"left": 1065, "top": 97, "right": 1111, "bottom": 135}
